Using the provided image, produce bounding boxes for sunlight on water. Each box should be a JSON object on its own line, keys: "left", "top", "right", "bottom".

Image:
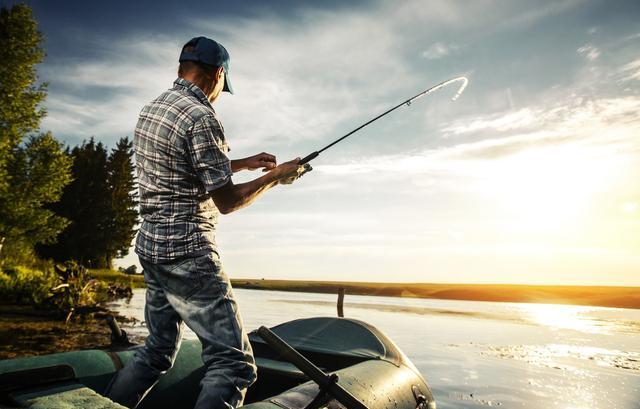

{"left": 516, "top": 304, "right": 605, "bottom": 334}
{"left": 482, "top": 343, "right": 640, "bottom": 373}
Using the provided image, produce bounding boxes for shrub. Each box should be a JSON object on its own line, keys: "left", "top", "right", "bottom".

{"left": 124, "top": 265, "right": 137, "bottom": 275}
{"left": 0, "top": 261, "right": 133, "bottom": 322}
{"left": 0, "top": 264, "right": 57, "bottom": 305}
{"left": 48, "top": 261, "right": 100, "bottom": 321}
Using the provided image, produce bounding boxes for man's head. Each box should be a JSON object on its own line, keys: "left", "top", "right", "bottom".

{"left": 178, "top": 36, "right": 233, "bottom": 103}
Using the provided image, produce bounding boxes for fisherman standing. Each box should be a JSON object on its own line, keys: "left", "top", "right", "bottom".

{"left": 106, "top": 36, "right": 309, "bottom": 409}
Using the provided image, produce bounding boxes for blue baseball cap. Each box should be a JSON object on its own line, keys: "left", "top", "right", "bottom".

{"left": 179, "top": 36, "right": 233, "bottom": 94}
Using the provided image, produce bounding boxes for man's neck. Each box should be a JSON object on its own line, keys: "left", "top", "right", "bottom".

{"left": 179, "top": 73, "right": 213, "bottom": 101}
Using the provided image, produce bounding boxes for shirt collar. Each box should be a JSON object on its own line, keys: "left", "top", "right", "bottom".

{"left": 173, "top": 77, "right": 214, "bottom": 109}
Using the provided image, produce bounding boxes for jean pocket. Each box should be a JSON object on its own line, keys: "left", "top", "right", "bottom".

{"left": 162, "top": 258, "right": 202, "bottom": 300}
{"left": 193, "top": 254, "right": 232, "bottom": 296}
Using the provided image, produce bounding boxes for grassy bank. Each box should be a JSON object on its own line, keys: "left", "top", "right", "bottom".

{"left": 0, "top": 264, "right": 142, "bottom": 358}
{"left": 89, "top": 269, "right": 145, "bottom": 288}
{"left": 0, "top": 263, "right": 136, "bottom": 311}
{"left": 231, "top": 279, "right": 640, "bottom": 309}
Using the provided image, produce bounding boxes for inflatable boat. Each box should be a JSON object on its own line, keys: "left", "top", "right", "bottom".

{"left": 0, "top": 317, "right": 436, "bottom": 409}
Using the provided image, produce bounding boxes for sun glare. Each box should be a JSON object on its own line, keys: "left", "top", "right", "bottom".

{"left": 517, "top": 303, "right": 605, "bottom": 334}
{"left": 479, "top": 144, "right": 619, "bottom": 234}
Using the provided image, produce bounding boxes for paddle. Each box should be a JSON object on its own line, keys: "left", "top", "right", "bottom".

{"left": 257, "top": 325, "right": 369, "bottom": 409}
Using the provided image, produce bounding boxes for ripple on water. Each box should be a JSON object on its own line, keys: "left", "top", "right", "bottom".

{"left": 478, "top": 343, "right": 640, "bottom": 373}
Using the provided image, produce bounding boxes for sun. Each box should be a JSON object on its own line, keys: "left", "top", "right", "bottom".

{"left": 479, "top": 144, "right": 618, "bottom": 234}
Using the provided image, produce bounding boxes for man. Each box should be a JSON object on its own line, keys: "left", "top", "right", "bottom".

{"left": 106, "top": 36, "right": 310, "bottom": 409}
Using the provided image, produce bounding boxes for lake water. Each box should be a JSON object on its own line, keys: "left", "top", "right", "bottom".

{"left": 107, "top": 288, "right": 640, "bottom": 409}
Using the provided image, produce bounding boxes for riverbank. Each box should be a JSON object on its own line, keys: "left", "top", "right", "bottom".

{"left": 230, "top": 279, "right": 640, "bottom": 309}
{"left": 0, "top": 305, "right": 143, "bottom": 359}
{"left": 0, "top": 266, "right": 144, "bottom": 359}
{"left": 87, "top": 270, "right": 639, "bottom": 310}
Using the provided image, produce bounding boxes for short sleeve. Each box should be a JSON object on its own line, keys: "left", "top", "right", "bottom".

{"left": 186, "top": 115, "right": 232, "bottom": 192}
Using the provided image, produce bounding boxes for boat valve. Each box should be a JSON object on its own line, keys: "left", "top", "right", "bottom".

{"left": 107, "top": 315, "right": 132, "bottom": 348}
{"left": 412, "top": 385, "right": 435, "bottom": 409}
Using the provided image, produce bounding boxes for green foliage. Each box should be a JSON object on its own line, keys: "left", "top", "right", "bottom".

{"left": 38, "top": 139, "right": 111, "bottom": 267}
{"left": 0, "top": 4, "right": 47, "bottom": 193}
{"left": 90, "top": 268, "right": 145, "bottom": 289}
{"left": 38, "top": 138, "right": 138, "bottom": 269}
{"left": 106, "top": 138, "right": 139, "bottom": 260}
{"left": 0, "top": 239, "right": 42, "bottom": 267}
{"left": 0, "top": 133, "right": 73, "bottom": 256}
{"left": 48, "top": 261, "right": 100, "bottom": 321}
{"left": 0, "top": 4, "right": 72, "bottom": 263}
{"left": 0, "top": 265, "right": 57, "bottom": 306}
{"left": 0, "top": 261, "right": 134, "bottom": 321}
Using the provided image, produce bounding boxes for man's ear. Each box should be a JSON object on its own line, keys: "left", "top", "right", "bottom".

{"left": 216, "top": 66, "right": 225, "bottom": 81}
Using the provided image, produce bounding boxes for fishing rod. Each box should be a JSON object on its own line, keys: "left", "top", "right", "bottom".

{"left": 299, "top": 76, "right": 469, "bottom": 165}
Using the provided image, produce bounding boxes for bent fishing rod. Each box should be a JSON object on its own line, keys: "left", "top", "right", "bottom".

{"left": 299, "top": 76, "right": 469, "bottom": 165}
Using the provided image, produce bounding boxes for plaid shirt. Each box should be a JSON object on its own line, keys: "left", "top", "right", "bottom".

{"left": 134, "top": 78, "right": 232, "bottom": 263}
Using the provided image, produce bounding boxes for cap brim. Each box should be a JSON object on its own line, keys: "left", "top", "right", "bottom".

{"left": 223, "top": 73, "right": 233, "bottom": 94}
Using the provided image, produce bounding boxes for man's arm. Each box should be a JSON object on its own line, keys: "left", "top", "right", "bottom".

{"left": 231, "top": 152, "right": 277, "bottom": 173}
{"left": 210, "top": 158, "right": 301, "bottom": 214}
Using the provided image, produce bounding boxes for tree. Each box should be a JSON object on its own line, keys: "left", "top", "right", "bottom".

{"left": 106, "top": 137, "right": 138, "bottom": 263}
{"left": 38, "top": 138, "right": 138, "bottom": 269}
{"left": 38, "top": 139, "right": 111, "bottom": 267}
{"left": 0, "top": 133, "right": 73, "bottom": 254}
{"left": 0, "top": 4, "right": 47, "bottom": 192}
{"left": 0, "top": 5, "right": 71, "bottom": 262}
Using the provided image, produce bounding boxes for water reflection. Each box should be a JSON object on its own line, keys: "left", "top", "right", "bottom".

{"left": 515, "top": 304, "right": 604, "bottom": 334}
{"left": 481, "top": 343, "right": 640, "bottom": 373}
{"left": 269, "top": 298, "right": 639, "bottom": 336}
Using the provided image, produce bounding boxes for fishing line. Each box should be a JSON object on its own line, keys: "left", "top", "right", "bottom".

{"left": 299, "top": 76, "right": 469, "bottom": 165}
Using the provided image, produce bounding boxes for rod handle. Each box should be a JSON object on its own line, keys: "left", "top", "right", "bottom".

{"left": 299, "top": 151, "right": 319, "bottom": 165}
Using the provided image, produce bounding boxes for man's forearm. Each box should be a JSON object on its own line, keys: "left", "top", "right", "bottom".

{"left": 230, "top": 159, "right": 247, "bottom": 173}
{"left": 213, "top": 172, "right": 279, "bottom": 214}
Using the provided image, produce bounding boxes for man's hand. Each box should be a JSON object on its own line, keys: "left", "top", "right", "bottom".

{"left": 270, "top": 158, "right": 312, "bottom": 185}
{"left": 231, "top": 152, "right": 277, "bottom": 173}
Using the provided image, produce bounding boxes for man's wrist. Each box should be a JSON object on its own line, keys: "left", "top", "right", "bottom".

{"left": 267, "top": 169, "right": 280, "bottom": 186}
{"left": 230, "top": 158, "right": 247, "bottom": 173}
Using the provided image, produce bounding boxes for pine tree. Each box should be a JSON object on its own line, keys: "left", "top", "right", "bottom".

{"left": 106, "top": 137, "right": 138, "bottom": 265}
{"left": 39, "top": 138, "right": 138, "bottom": 268}
{"left": 38, "top": 139, "right": 111, "bottom": 267}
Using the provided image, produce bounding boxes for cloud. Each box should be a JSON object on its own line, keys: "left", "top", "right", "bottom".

{"left": 193, "top": 9, "right": 418, "bottom": 152}
{"left": 577, "top": 44, "right": 601, "bottom": 61}
{"left": 619, "top": 58, "right": 640, "bottom": 82}
{"left": 313, "top": 94, "right": 640, "bottom": 172}
{"left": 40, "top": 35, "right": 180, "bottom": 145}
{"left": 38, "top": 0, "right": 592, "bottom": 151}
{"left": 41, "top": 2, "right": 439, "bottom": 151}
{"left": 442, "top": 108, "right": 538, "bottom": 135}
{"left": 37, "top": 0, "right": 605, "bottom": 154}
{"left": 492, "top": 0, "right": 586, "bottom": 32}
{"left": 421, "top": 42, "right": 459, "bottom": 60}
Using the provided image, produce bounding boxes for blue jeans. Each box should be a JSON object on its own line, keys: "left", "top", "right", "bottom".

{"left": 106, "top": 252, "right": 257, "bottom": 409}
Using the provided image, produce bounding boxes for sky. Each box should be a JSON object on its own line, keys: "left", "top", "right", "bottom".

{"left": 10, "top": 0, "right": 640, "bottom": 285}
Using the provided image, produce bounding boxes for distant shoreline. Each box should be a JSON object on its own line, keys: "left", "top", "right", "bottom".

{"left": 230, "top": 279, "right": 640, "bottom": 309}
